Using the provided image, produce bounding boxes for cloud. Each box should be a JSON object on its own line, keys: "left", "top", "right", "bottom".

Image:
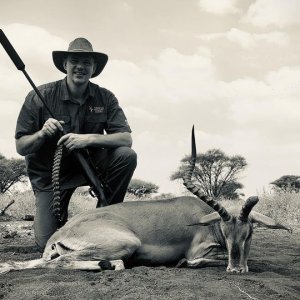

{"left": 198, "top": 28, "right": 289, "bottom": 48}
{"left": 243, "top": 0, "right": 300, "bottom": 28}
{"left": 198, "top": 0, "right": 240, "bottom": 15}
{"left": 196, "top": 27, "right": 294, "bottom": 80}
{"left": 0, "top": 23, "right": 67, "bottom": 81}
{"left": 220, "top": 67, "right": 300, "bottom": 143}
{"left": 126, "top": 106, "right": 158, "bottom": 122}
{"left": 99, "top": 47, "right": 300, "bottom": 146}
{"left": 1, "top": 23, "right": 66, "bottom": 62}
{"left": 132, "top": 131, "right": 187, "bottom": 194}
{"left": 228, "top": 29, "right": 289, "bottom": 48}
{"left": 99, "top": 47, "right": 216, "bottom": 105}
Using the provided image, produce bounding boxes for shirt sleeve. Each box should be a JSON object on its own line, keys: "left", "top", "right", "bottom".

{"left": 15, "top": 91, "right": 42, "bottom": 139}
{"left": 106, "top": 93, "right": 132, "bottom": 134}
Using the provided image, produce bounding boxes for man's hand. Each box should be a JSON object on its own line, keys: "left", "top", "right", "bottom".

{"left": 16, "top": 118, "right": 66, "bottom": 156}
{"left": 57, "top": 133, "right": 89, "bottom": 151}
{"left": 41, "top": 118, "right": 64, "bottom": 138}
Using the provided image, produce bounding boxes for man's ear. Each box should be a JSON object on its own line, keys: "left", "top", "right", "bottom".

{"left": 92, "top": 63, "right": 98, "bottom": 75}
{"left": 63, "top": 59, "right": 68, "bottom": 71}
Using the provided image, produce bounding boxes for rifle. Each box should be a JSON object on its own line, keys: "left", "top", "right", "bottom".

{"left": 0, "top": 29, "right": 108, "bottom": 208}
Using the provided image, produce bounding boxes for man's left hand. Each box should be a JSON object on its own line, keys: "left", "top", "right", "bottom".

{"left": 57, "top": 133, "right": 89, "bottom": 150}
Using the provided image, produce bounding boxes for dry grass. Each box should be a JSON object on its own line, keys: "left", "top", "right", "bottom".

{"left": 255, "top": 189, "right": 300, "bottom": 225}
{"left": 0, "top": 190, "right": 35, "bottom": 219}
{"left": 219, "top": 190, "right": 300, "bottom": 226}
{"left": 0, "top": 189, "right": 97, "bottom": 219}
{"left": 1, "top": 188, "right": 299, "bottom": 226}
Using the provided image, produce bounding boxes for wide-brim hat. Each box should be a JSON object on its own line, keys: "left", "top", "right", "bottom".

{"left": 52, "top": 38, "right": 108, "bottom": 78}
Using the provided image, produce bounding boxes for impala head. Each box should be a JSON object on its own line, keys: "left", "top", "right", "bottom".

{"left": 184, "top": 127, "right": 291, "bottom": 273}
{"left": 195, "top": 196, "right": 259, "bottom": 273}
{"left": 220, "top": 216, "right": 253, "bottom": 273}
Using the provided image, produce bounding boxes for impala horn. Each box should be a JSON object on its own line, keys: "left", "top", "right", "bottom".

{"left": 239, "top": 196, "right": 259, "bottom": 221}
{"left": 183, "top": 126, "right": 231, "bottom": 222}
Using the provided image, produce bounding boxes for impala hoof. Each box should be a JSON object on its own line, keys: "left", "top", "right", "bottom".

{"left": 110, "top": 260, "right": 125, "bottom": 270}
{"left": 226, "top": 266, "right": 247, "bottom": 273}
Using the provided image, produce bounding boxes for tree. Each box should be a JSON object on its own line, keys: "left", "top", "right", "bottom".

{"left": 171, "top": 148, "right": 247, "bottom": 199}
{"left": 127, "top": 179, "right": 159, "bottom": 198}
{"left": 0, "top": 154, "right": 27, "bottom": 194}
{"left": 270, "top": 175, "right": 300, "bottom": 192}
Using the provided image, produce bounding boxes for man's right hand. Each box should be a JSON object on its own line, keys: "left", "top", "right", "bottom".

{"left": 40, "top": 118, "right": 65, "bottom": 138}
{"left": 16, "top": 119, "right": 65, "bottom": 156}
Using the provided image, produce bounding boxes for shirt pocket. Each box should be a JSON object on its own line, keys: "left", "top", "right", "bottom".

{"left": 83, "top": 114, "right": 107, "bottom": 134}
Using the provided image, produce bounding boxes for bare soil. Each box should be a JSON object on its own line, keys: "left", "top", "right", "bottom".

{"left": 0, "top": 220, "right": 299, "bottom": 300}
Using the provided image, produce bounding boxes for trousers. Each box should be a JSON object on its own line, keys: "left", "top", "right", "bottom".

{"left": 33, "top": 146, "right": 137, "bottom": 251}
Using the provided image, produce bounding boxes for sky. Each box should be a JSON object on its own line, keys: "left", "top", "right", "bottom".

{"left": 0, "top": 0, "right": 299, "bottom": 196}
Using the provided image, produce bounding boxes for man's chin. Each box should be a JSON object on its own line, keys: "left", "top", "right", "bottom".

{"left": 72, "top": 77, "right": 89, "bottom": 85}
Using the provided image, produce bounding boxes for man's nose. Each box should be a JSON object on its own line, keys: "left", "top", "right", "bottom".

{"left": 75, "top": 61, "right": 84, "bottom": 69}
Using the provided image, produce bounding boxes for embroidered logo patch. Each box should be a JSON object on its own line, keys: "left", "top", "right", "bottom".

{"left": 89, "top": 106, "right": 104, "bottom": 113}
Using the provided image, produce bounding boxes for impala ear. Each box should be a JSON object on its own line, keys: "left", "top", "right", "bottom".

{"left": 251, "top": 211, "right": 292, "bottom": 233}
{"left": 188, "top": 212, "right": 221, "bottom": 226}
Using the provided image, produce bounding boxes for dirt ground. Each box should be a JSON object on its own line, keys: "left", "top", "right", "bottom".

{"left": 0, "top": 220, "right": 299, "bottom": 300}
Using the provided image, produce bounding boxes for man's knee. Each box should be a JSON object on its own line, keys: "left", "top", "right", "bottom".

{"left": 114, "top": 147, "right": 137, "bottom": 168}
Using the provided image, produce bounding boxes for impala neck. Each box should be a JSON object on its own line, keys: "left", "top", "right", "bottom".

{"left": 213, "top": 222, "right": 226, "bottom": 249}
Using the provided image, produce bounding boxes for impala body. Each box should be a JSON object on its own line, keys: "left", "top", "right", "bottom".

{"left": 0, "top": 194, "right": 290, "bottom": 274}
{"left": 43, "top": 197, "right": 224, "bottom": 267}
{"left": 0, "top": 128, "right": 290, "bottom": 274}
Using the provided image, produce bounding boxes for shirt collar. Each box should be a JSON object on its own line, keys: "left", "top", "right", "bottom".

{"left": 60, "top": 77, "right": 96, "bottom": 102}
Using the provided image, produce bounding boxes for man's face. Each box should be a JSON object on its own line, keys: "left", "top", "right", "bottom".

{"left": 64, "top": 54, "right": 96, "bottom": 86}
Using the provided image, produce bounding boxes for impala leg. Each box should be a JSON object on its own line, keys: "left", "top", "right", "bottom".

{"left": 176, "top": 254, "right": 228, "bottom": 268}
{"left": 186, "top": 257, "right": 227, "bottom": 268}
{"left": 186, "top": 249, "right": 228, "bottom": 269}
{"left": 181, "top": 238, "right": 228, "bottom": 269}
{"left": 41, "top": 228, "right": 142, "bottom": 272}
{"left": 43, "top": 244, "right": 140, "bottom": 271}
{"left": 0, "top": 256, "right": 125, "bottom": 274}
{"left": 1, "top": 234, "right": 141, "bottom": 274}
{"left": 46, "top": 231, "right": 142, "bottom": 271}
{"left": 0, "top": 259, "right": 46, "bottom": 274}
{"left": 46, "top": 254, "right": 125, "bottom": 271}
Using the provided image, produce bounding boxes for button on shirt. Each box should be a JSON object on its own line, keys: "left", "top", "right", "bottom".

{"left": 15, "top": 78, "right": 131, "bottom": 191}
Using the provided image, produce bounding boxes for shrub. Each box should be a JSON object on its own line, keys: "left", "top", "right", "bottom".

{"left": 0, "top": 190, "right": 35, "bottom": 219}
{"left": 218, "top": 190, "right": 299, "bottom": 226}
{"left": 256, "top": 189, "right": 300, "bottom": 226}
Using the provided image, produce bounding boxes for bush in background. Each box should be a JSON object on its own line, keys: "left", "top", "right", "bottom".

{"left": 0, "top": 190, "right": 35, "bottom": 219}
{"left": 218, "top": 189, "right": 299, "bottom": 226}
{"left": 256, "top": 189, "right": 299, "bottom": 226}
{"left": 0, "top": 189, "right": 97, "bottom": 220}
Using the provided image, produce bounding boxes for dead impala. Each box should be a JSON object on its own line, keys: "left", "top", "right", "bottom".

{"left": 0, "top": 128, "right": 291, "bottom": 274}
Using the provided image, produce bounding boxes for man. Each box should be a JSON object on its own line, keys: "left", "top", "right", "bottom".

{"left": 15, "top": 38, "right": 137, "bottom": 251}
